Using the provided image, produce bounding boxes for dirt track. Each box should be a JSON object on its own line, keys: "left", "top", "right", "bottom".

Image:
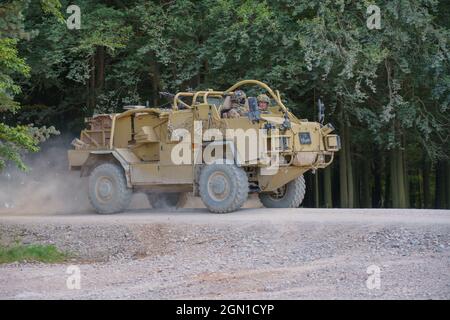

{"left": 1, "top": 208, "right": 450, "bottom": 299}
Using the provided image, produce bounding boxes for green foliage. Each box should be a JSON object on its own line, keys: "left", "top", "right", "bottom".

{"left": 0, "top": 243, "right": 68, "bottom": 264}
{"left": 1, "top": 0, "right": 449, "bottom": 207}
{"left": 0, "top": 38, "right": 30, "bottom": 112}
{"left": 40, "top": 0, "right": 64, "bottom": 22}
{"left": 28, "top": 125, "right": 60, "bottom": 143}
{"left": 13, "top": 0, "right": 449, "bottom": 156}
{"left": 0, "top": 123, "right": 38, "bottom": 170}
{"left": 0, "top": 0, "right": 62, "bottom": 171}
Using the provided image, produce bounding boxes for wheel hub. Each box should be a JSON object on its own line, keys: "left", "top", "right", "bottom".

{"left": 207, "top": 172, "right": 230, "bottom": 201}
{"left": 96, "top": 177, "right": 114, "bottom": 201}
{"left": 269, "top": 185, "right": 287, "bottom": 201}
{"left": 211, "top": 178, "right": 226, "bottom": 194}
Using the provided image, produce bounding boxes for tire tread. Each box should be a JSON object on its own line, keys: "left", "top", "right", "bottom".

{"left": 88, "top": 163, "right": 132, "bottom": 214}
{"left": 259, "top": 175, "right": 306, "bottom": 208}
{"left": 199, "top": 164, "right": 249, "bottom": 213}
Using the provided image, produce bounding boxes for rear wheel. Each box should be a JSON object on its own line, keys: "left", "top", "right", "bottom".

{"left": 259, "top": 175, "right": 306, "bottom": 208}
{"left": 88, "top": 163, "right": 132, "bottom": 214}
{"left": 199, "top": 164, "right": 249, "bottom": 213}
{"left": 146, "top": 193, "right": 184, "bottom": 209}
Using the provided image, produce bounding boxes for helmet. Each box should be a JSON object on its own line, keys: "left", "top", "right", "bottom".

{"left": 257, "top": 94, "right": 270, "bottom": 104}
{"left": 231, "top": 90, "right": 246, "bottom": 103}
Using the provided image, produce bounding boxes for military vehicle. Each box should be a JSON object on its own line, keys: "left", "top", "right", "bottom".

{"left": 68, "top": 80, "right": 340, "bottom": 214}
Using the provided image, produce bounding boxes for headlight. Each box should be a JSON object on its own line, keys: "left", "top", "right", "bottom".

{"left": 325, "top": 135, "right": 341, "bottom": 151}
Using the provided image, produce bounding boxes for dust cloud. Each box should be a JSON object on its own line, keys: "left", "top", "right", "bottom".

{"left": 0, "top": 136, "right": 92, "bottom": 215}
{"left": 0, "top": 136, "right": 263, "bottom": 215}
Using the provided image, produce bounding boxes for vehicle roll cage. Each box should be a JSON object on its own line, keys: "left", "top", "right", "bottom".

{"left": 173, "top": 79, "right": 289, "bottom": 113}
{"left": 114, "top": 80, "right": 291, "bottom": 123}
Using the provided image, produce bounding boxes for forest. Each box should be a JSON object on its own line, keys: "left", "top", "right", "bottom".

{"left": 0, "top": 0, "right": 449, "bottom": 209}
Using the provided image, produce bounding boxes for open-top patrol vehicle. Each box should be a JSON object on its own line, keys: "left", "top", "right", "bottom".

{"left": 68, "top": 80, "right": 340, "bottom": 213}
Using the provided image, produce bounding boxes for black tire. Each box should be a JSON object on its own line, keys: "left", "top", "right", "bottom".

{"left": 259, "top": 175, "right": 306, "bottom": 208}
{"left": 88, "top": 163, "right": 132, "bottom": 214}
{"left": 146, "top": 193, "right": 183, "bottom": 209}
{"left": 199, "top": 164, "right": 249, "bottom": 213}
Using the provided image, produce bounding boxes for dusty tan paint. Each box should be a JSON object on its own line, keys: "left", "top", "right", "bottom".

{"left": 67, "top": 150, "right": 90, "bottom": 168}
{"left": 258, "top": 166, "right": 307, "bottom": 191}
{"left": 68, "top": 80, "right": 340, "bottom": 193}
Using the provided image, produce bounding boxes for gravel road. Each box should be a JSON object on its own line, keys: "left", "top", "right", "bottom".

{"left": 0, "top": 208, "right": 449, "bottom": 299}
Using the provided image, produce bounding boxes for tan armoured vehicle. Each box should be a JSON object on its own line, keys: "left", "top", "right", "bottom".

{"left": 68, "top": 80, "right": 340, "bottom": 214}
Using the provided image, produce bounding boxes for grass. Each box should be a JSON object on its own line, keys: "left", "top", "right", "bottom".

{"left": 0, "top": 243, "right": 68, "bottom": 264}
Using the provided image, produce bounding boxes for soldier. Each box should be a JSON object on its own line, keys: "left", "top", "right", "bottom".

{"left": 222, "top": 90, "right": 248, "bottom": 118}
{"left": 257, "top": 94, "right": 271, "bottom": 113}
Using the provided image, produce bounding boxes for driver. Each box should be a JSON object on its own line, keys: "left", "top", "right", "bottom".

{"left": 222, "top": 90, "right": 248, "bottom": 118}
{"left": 257, "top": 94, "right": 271, "bottom": 113}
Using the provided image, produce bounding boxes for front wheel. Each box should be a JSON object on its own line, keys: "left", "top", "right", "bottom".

{"left": 199, "top": 164, "right": 249, "bottom": 213}
{"left": 88, "top": 163, "right": 132, "bottom": 214}
{"left": 259, "top": 175, "right": 306, "bottom": 208}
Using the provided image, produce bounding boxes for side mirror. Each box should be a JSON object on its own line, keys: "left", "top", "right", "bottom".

{"left": 247, "top": 97, "right": 261, "bottom": 123}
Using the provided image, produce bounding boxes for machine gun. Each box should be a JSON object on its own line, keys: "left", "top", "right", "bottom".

{"left": 159, "top": 91, "right": 189, "bottom": 109}
{"left": 159, "top": 91, "right": 175, "bottom": 100}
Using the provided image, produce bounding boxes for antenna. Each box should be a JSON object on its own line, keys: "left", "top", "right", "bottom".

{"left": 318, "top": 97, "right": 325, "bottom": 125}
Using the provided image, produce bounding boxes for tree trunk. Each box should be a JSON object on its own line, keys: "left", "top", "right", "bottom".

{"left": 339, "top": 123, "right": 348, "bottom": 208}
{"left": 385, "top": 163, "right": 391, "bottom": 208}
{"left": 96, "top": 46, "right": 105, "bottom": 91}
{"left": 435, "top": 161, "right": 447, "bottom": 209}
{"left": 390, "top": 147, "right": 407, "bottom": 208}
{"left": 361, "top": 159, "right": 371, "bottom": 208}
{"left": 390, "top": 148, "right": 399, "bottom": 208}
{"left": 372, "top": 155, "right": 382, "bottom": 208}
{"left": 409, "top": 172, "right": 416, "bottom": 208}
{"left": 149, "top": 53, "right": 160, "bottom": 107}
{"left": 323, "top": 166, "right": 333, "bottom": 208}
{"left": 354, "top": 160, "right": 360, "bottom": 208}
{"left": 402, "top": 137, "right": 410, "bottom": 207}
{"left": 345, "top": 125, "right": 355, "bottom": 208}
{"left": 398, "top": 147, "right": 407, "bottom": 208}
{"left": 338, "top": 112, "right": 354, "bottom": 208}
{"left": 305, "top": 173, "right": 314, "bottom": 207}
{"left": 314, "top": 172, "right": 320, "bottom": 208}
{"left": 446, "top": 161, "right": 450, "bottom": 209}
{"left": 89, "top": 55, "right": 96, "bottom": 112}
{"left": 422, "top": 155, "right": 431, "bottom": 208}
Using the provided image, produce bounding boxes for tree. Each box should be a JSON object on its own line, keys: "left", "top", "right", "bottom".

{"left": 0, "top": 0, "right": 60, "bottom": 170}
{"left": 7, "top": 0, "right": 449, "bottom": 208}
